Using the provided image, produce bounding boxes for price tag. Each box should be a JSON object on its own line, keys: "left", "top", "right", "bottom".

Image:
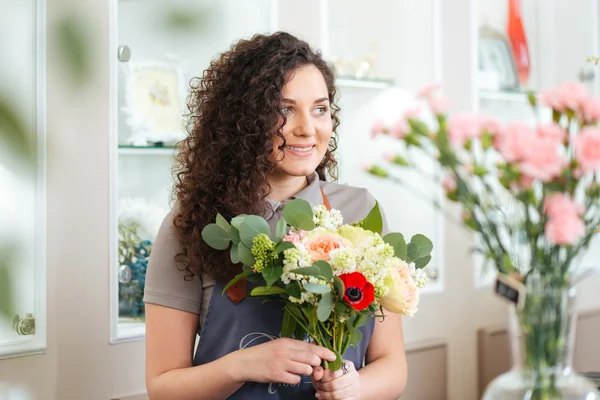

{"left": 494, "top": 272, "right": 526, "bottom": 310}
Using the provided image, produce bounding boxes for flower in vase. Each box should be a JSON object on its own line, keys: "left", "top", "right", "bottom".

{"left": 536, "top": 123, "right": 567, "bottom": 143}
{"left": 545, "top": 214, "right": 585, "bottom": 245}
{"left": 442, "top": 175, "right": 457, "bottom": 192}
{"left": 580, "top": 97, "right": 600, "bottom": 123}
{"left": 538, "top": 82, "right": 588, "bottom": 112}
{"left": 417, "top": 82, "right": 442, "bottom": 99}
{"left": 339, "top": 272, "right": 375, "bottom": 311}
{"left": 519, "top": 138, "right": 568, "bottom": 182}
{"left": 427, "top": 96, "right": 450, "bottom": 116}
{"left": 494, "top": 122, "right": 535, "bottom": 163}
{"left": 447, "top": 112, "right": 483, "bottom": 146}
{"left": 574, "top": 126, "right": 600, "bottom": 173}
{"left": 370, "top": 119, "right": 385, "bottom": 138}
{"left": 543, "top": 193, "right": 584, "bottom": 220}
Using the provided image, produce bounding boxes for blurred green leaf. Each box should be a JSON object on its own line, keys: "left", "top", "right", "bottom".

{"left": 0, "top": 98, "right": 34, "bottom": 163}
{"left": 55, "top": 15, "right": 91, "bottom": 85}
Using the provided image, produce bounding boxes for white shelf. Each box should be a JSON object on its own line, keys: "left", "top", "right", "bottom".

{"left": 118, "top": 147, "right": 176, "bottom": 156}
{"left": 478, "top": 90, "right": 529, "bottom": 103}
{"left": 336, "top": 77, "right": 394, "bottom": 89}
{"left": 112, "top": 319, "right": 145, "bottom": 343}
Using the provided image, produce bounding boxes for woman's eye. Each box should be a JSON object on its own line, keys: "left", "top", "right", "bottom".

{"left": 315, "top": 106, "right": 327, "bottom": 115}
{"left": 280, "top": 107, "right": 292, "bottom": 115}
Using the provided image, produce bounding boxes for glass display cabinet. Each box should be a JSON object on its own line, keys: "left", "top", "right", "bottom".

{"left": 0, "top": 0, "right": 47, "bottom": 359}
{"left": 109, "top": 0, "right": 276, "bottom": 342}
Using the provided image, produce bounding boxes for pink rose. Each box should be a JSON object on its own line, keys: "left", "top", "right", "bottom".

{"left": 447, "top": 112, "right": 483, "bottom": 146}
{"left": 536, "top": 123, "right": 566, "bottom": 143}
{"left": 580, "top": 97, "right": 600, "bottom": 122}
{"left": 380, "top": 261, "right": 419, "bottom": 316}
{"left": 303, "top": 232, "right": 351, "bottom": 261}
{"left": 370, "top": 119, "right": 385, "bottom": 139}
{"left": 543, "top": 193, "right": 583, "bottom": 219}
{"left": 519, "top": 138, "right": 568, "bottom": 182}
{"left": 495, "top": 122, "right": 535, "bottom": 162}
{"left": 545, "top": 214, "right": 585, "bottom": 245}
{"left": 574, "top": 127, "right": 600, "bottom": 173}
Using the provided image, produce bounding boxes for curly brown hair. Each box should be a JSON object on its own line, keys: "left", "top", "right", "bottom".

{"left": 172, "top": 31, "right": 341, "bottom": 281}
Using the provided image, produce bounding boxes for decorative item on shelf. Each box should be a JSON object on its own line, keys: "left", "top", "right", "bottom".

{"left": 118, "top": 222, "right": 151, "bottom": 319}
{"left": 117, "top": 197, "right": 168, "bottom": 319}
{"left": 121, "top": 59, "right": 187, "bottom": 147}
{"left": 366, "top": 82, "right": 600, "bottom": 399}
{"left": 507, "top": 0, "right": 530, "bottom": 85}
{"left": 328, "top": 43, "right": 381, "bottom": 81}
{"left": 478, "top": 24, "right": 520, "bottom": 92}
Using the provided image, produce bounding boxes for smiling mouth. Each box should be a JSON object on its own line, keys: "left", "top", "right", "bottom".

{"left": 285, "top": 145, "right": 315, "bottom": 153}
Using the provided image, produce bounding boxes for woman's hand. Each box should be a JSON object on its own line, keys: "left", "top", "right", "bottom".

{"left": 233, "top": 338, "right": 337, "bottom": 385}
{"left": 311, "top": 360, "right": 360, "bottom": 399}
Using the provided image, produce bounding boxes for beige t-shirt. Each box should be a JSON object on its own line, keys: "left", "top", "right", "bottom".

{"left": 143, "top": 173, "right": 388, "bottom": 327}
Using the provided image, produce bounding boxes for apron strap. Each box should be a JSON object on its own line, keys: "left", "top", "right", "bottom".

{"left": 227, "top": 189, "right": 332, "bottom": 303}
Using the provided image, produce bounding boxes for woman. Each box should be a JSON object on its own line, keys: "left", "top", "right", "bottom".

{"left": 143, "top": 31, "right": 407, "bottom": 400}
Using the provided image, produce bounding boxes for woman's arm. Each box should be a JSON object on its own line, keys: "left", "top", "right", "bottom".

{"left": 145, "top": 303, "right": 245, "bottom": 400}
{"left": 358, "top": 313, "right": 407, "bottom": 399}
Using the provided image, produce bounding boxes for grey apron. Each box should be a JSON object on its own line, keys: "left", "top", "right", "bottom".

{"left": 193, "top": 279, "right": 375, "bottom": 399}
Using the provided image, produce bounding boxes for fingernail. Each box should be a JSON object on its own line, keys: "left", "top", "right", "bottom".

{"left": 329, "top": 353, "right": 336, "bottom": 361}
{"left": 315, "top": 393, "right": 321, "bottom": 399}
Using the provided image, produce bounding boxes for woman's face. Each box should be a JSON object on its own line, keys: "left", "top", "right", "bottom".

{"left": 270, "top": 65, "right": 333, "bottom": 178}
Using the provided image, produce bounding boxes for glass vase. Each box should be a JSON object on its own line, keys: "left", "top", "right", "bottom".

{"left": 482, "top": 286, "right": 600, "bottom": 400}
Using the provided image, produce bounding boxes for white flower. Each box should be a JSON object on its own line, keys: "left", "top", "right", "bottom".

{"left": 312, "top": 205, "right": 344, "bottom": 230}
{"left": 411, "top": 267, "right": 429, "bottom": 288}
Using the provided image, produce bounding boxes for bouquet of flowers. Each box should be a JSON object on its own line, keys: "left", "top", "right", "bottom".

{"left": 366, "top": 82, "right": 600, "bottom": 398}
{"left": 201, "top": 199, "right": 431, "bottom": 371}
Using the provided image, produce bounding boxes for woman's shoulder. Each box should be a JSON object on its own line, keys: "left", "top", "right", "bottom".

{"left": 320, "top": 181, "right": 379, "bottom": 224}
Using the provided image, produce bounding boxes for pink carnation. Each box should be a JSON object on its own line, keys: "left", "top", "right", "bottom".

{"left": 447, "top": 112, "right": 482, "bottom": 146}
{"left": 574, "top": 126, "right": 600, "bottom": 173}
{"left": 545, "top": 214, "right": 585, "bottom": 246}
{"left": 536, "top": 123, "right": 566, "bottom": 143}
{"left": 479, "top": 114, "right": 502, "bottom": 136}
{"left": 580, "top": 97, "right": 600, "bottom": 122}
{"left": 519, "top": 138, "right": 568, "bottom": 182}
{"left": 538, "top": 82, "right": 587, "bottom": 112}
{"left": 417, "top": 82, "right": 442, "bottom": 99}
{"left": 370, "top": 119, "right": 385, "bottom": 139}
{"left": 282, "top": 230, "right": 306, "bottom": 244}
{"left": 427, "top": 96, "right": 450, "bottom": 115}
{"left": 442, "top": 175, "right": 457, "bottom": 192}
{"left": 543, "top": 193, "right": 583, "bottom": 219}
{"left": 494, "top": 122, "right": 535, "bottom": 162}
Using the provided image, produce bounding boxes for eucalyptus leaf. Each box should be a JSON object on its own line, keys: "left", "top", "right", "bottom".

{"left": 250, "top": 286, "right": 286, "bottom": 296}
{"left": 317, "top": 292, "right": 333, "bottom": 322}
{"left": 239, "top": 215, "right": 271, "bottom": 248}
{"left": 283, "top": 199, "right": 315, "bottom": 230}
{"left": 237, "top": 242, "right": 256, "bottom": 266}
{"left": 276, "top": 217, "right": 288, "bottom": 241}
{"left": 383, "top": 233, "right": 407, "bottom": 260}
{"left": 229, "top": 244, "right": 240, "bottom": 264}
{"left": 414, "top": 255, "right": 432, "bottom": 269}
{"left": 201, "top": 224, "right": 231, "bottom": 250}
{"left": 274, "top": 241, "right": 295, "bottom": 254}
{"left": 230, "top": 226, "right": 240, "bottom": 245}
{"left": 231, "top": 215, "right": 247, "bottom": 230}
{"left": 262, "top": 265, "right": 283, "bottom": 288}
{"left": 313, "top": 260, "right": 333, "bottom": 281}
{"left": 361, "top": 201, "right": 383, "bottom": 234}
{"left": 216, "top": 213, "right": 232, "bottom": 235}
{"left": 333, "top": 276, "right": 345, "bottom": 299}
{"left": 407, "top": 243, "right": 418, "bottom": 262}
{"left": 292, "top": 265, "right": 321, "bottom": 278}
{"left": 409, "top": 234, "right": 433, "bottom": 259}
{"left": 303, "top": 283, "right": 330, "bottom": 294}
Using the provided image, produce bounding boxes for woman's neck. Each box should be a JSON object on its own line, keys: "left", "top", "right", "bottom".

{"left": 267, "top": 174, "right": 309, "bottom": 202}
